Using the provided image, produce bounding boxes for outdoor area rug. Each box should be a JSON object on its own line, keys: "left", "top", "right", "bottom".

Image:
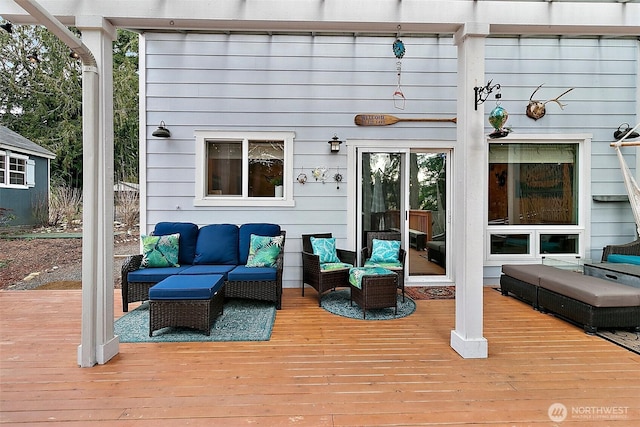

{"left": 405, "top": 285, "right": 455, "bottom": 300}
{"left": 114, "top": 298, "right": 276, "bottom": 343}
{"left": 321, "top": 289, "right": 415, "bottom": 320}
{"left": 596, "top": 329, "right": 640, "bottom": 355}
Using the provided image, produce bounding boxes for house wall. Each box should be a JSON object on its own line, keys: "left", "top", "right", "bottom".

{"left": 142, "top": 32, "right": 638, "bottom": 288}
{"left": 0, "top": 155, "right": 49, "bottom": 226}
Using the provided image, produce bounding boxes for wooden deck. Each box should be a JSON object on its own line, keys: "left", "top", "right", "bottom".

{"left": 1, "top": 287, "right": 639, "bottom": 426}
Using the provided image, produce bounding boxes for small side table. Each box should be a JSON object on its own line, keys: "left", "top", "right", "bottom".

{"left": 349, "top": 267, "right": 398, "bottom": 319}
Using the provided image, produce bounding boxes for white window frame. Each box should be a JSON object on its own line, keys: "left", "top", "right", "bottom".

{"left": 484, "top": 134, "right": 591, "bottom": 265}
{"left": 0, "top": 150, "right": 30, "bottom": 189}
{"left": 194, "top": 130, "right": 295, "bottom": 207}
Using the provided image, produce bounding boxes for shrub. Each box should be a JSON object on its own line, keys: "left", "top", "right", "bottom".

{"left": 49, "top": 186, "right": 82, "bottom": 227}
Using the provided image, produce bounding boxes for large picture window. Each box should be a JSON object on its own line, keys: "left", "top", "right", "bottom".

{"left": 486, "top": 136, "right": 590, "bottom": 263}
{"left": 194, "top": 131, "right": 294, "bottom": 206}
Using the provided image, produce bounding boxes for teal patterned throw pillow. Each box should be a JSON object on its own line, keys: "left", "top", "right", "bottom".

{"left": 310, "top": 237, "right": 341, "bottom": 263}
{"left": 141, "top": 233, "right": 180, "bottom": 268}
{"left": 246, "top": 234, "right": 284, "bottom": 268}
{"left": 369, "top": 239, "right": 400, "bottom": 263}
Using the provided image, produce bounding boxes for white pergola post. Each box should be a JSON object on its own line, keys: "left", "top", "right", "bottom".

{"left": 450, "top": 23, "right": 489, "bottom": 359}
{"left": 76, "top": 16, "right": 119, "bottom": 367}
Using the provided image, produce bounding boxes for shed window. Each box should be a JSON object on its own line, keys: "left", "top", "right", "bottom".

{"left": 0, "top": 151, "right": 31, "bottom": 188}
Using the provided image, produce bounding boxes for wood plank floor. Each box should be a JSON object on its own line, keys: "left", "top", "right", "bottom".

{"left": 1, "top": 287, "right": 639, "bottom": 426}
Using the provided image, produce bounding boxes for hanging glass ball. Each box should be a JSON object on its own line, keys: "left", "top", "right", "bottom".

{"left": 488, "top": 105, "right": 508, "bottom": 131}
{"left": 393, "top": 39, "right": 405, "bottom": 59}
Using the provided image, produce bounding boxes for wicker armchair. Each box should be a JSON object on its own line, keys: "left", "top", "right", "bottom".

{"left": 360, "top": 231, "right": 406, "bottom": 301}
{"left": 601, "top": 239, "right": 640, "bottom": 262}
{"left": 301, "top": 233, "right": 356, "bottom": 306}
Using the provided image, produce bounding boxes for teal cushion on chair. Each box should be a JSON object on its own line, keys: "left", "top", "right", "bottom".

{"left": 310, "top": 237, "right": 341, "bottom": 263}
{"left": 370, "top": 239, "right": 400, "bottom": 263}
{"left": 607, "top": 254, "right": 640, "bottom": 265}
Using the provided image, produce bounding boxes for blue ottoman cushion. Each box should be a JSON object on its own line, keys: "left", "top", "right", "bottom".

{"left": 149, "top": 275, "right": 225, "bottom": 300}
{"left": 227, "top": 265, "right": 277, "bottom": 281}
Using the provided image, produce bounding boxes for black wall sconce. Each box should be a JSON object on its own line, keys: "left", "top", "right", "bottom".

{"left": 328, "top": 134, "right": 342, "bottom": 153}
{"left": 1, "top": 21, "right": 12, "bottom": 33}
{"left": 474, "top": 79, "right": 501, "bottom": 110}
{"left": 152, "top": 121, "right": 171, "bottom": 138}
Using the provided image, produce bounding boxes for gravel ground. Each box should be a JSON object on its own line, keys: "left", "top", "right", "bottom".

{"left": 0, "top": 226, "right": 140, "bottom": 290}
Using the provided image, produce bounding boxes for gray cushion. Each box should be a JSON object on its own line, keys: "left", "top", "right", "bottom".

{"left": 501, "top": 264, "right": 558, "bottom": 286}
{"left": 540, "top": 272, "right": 640, "bottom": 308}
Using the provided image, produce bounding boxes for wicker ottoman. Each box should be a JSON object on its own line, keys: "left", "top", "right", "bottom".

{"left": 149, "top": 275, "right": 225, "bottom": 336}
{"left": 349, "top": 267, "right": 399, "bottom": 319}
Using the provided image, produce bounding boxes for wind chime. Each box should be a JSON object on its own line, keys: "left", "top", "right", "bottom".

{"left": 392, "top": 25, "right": 406, "bottom": 110}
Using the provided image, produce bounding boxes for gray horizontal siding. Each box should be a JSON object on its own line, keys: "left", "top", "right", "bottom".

{"left": 144, "top": 32, "right": 638, "bottom": 286}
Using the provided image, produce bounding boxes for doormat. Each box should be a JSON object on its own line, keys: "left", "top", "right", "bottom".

{"left": 114, "top": 299, "right": 275, "bottom": 342}
{"left": 405, "top": 286, "right": 455, "bottom": 300}
{"left": 596, "top": 329, "right": 640, "bottom": 355}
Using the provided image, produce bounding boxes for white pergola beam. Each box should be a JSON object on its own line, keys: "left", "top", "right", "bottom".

{"left": 1, "top": 1, "right": 639, "bottom": 37}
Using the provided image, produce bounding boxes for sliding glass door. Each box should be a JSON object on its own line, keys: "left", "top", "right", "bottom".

{"left": 358, "top": 148, "right": 449, "bottom": 281}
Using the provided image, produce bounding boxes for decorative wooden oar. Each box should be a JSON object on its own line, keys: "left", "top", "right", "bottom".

{"left": 354, "top": 114, "right": 457, "bottom": 126}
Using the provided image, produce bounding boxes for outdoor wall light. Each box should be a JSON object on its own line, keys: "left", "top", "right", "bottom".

{"left": 69, "top": 50, "right": 80, "bottom": 60}
{"left": 328, "top": 134, "right": 342, "bottom": 153}
{"left": 1, "top": 22, "right": 12, "bottom": 33}
{"left": 152, "top": 121, "right": 171, "bottom": 138}
{"left": 27, "top": 52, "right": 40, "bottom": 64}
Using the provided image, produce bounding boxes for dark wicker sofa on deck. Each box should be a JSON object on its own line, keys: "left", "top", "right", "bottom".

{"left": 122, "top": 222, "right": 285, "bottom": 311}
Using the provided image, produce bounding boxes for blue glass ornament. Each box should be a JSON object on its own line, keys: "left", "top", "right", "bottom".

{"left": 393, "top": 39, "right": 405, "bottom": 59}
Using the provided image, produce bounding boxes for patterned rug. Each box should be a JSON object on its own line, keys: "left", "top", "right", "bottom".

{"left": 321, "top": 289, "right": 416, "bottom": 320}
{"left": 405, "top": 285, "right": 455, "bottom": 300}
{"left": 114, "top": 298, "right": 275, "bottom": 342}
{"left": 597, "top": 329, "right": 640, "bottom": 355}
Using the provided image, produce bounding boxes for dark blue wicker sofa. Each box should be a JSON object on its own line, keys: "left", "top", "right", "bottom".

{"left": 121, "top": 222, "right": 285, "bottom": 311}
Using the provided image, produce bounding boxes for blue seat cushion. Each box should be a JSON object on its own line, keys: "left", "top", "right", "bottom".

{"left": 607, "top": 254, "right": 640, "bottom": 265}
{"left": 227, "top": 265, "right": 277, "bottom": 282}
{"left": 153, "top": 222, "right": 199, "bottom": 265}
{"left": 149, "top": 275, "right": 225, "bottom": 300}
{"left": 179, "top": 265, "right": 236, "bottom": 278}
{"left": 194, "top": 224, "right": 239, "bottom": 265}
{"left": 128, "top": 266, "right": 191, "bottom": 283}
{"left": 238, "top": 223, "right": 281, "bottom": 264}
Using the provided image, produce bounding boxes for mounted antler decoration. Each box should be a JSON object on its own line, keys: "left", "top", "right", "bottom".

{"left": 525, "top": 84, "right": 575, "bottom": 121}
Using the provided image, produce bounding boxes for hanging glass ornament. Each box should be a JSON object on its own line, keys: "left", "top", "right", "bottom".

{"left": 488, "top": 92, "right": 510, "bottom": 138}
{"left": 393, "top": 38, "right": 405, "bottom": 59}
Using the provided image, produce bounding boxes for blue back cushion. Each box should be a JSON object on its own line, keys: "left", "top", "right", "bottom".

{"left": 607, "top": 254, "right": 640, "bottom": 265}
{"left": 238, "top": 223, "right": 281, "bottom": 264}
{"left": 194, "top": 224, "right": 239, "bottom": 265}
{"left": 153, "top": 222, "right": 199, "bottom": 265}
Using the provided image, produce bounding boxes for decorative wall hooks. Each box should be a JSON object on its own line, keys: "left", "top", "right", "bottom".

{"left": 312, "top": 167, "right": 328, "bottom": 183}
{"left": 297, "top": 172, "right": 308, "bottom": 184}
{"left": 525, "top": 84, "right": 574, "bottom": 121}
{"left": 474, "top": 80, "right": 501, "bottom": 110}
